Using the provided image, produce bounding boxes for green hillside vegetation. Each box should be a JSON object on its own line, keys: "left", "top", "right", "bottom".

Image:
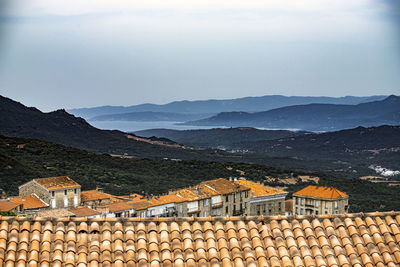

{"left": 134, "top": 127, "right": 309, "bottom": 148}
{"left": 1, "top": 135, "right": 399, "bottom": 212}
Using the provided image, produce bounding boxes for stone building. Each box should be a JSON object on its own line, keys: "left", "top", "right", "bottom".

{"left": 19, "top": 176, "right": 81, "bottom": 209}
{"left": 172, "top": 178, "right": 250, "bottom": 217}
{"left": 293, "top": 185, "right": 349, "bottom": 215}
{"left": 234, "top": 179, "right": 287, "bottom": 216}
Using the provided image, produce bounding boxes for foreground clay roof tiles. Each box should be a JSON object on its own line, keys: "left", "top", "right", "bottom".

{"left": 0, "top": 211, "right": 399, "bottom": 267}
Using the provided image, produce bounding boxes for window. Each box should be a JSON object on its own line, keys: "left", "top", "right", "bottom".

{"left": 316, "top": 210, "right": 319, "bottom": 215}
{"left": 315, "top": 201, "right": 320, "bottom": 208}
{"left": 300, "top": 208, "right": 304, "bottom": 215}
{"left": 204, "top": 199, "right": 209, "bottom": 206}
{"left": 203, "top": 211, "right": 207, "bottom": 217}
{"left": 64, "top": 190, "right": 67, "bottom": 195}
{"left": 334, "top": 201, "right": 338, "bottom": 209}
{"left": 226, "top": 195, "right": 228, "bottom": 202}
{"left": 245, "top": 191, "right": 249, "bottom": 198}
{"left": 263, "top": 204, "right": 266, "bottom": 213}
{"left": 74, "top": 188, "right": 77, "bottom": 194}
{"left": 179, "top": 205, "right": 183, "bottom": 213}
{"left": 51, "top": 191, "right": 55, "bottom": 197}
{"left": 64, "top": 197, "right": 68, "bottom": 207}
{"left": 295, "top": 197, "right": 298, "bottom": 205}
{"left": 295, "top": 207, "right": 298, "bottom": 214}
{"left": 325, "top": 201, "right": 328, "bottom": 209}
{"left": 300, "top": 198, "right": 304, "bottom": 206}
{"left": 226, "top": 206, "right": 228, "bottom": 214}
{"left": 51, "top": 199, "right": 56, "bottom": 208}
{"left": 73, "top": 196, "right": 78, "bottom": 207}
{"left": 278, "top": 202, "right": 282, "bottom": 211}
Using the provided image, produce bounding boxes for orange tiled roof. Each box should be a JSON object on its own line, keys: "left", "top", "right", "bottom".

{"left": 235, "top": 179, "right": 287, "bottom": 197}
{"left": 81, "top": 190, "right": 112, "bottom": 202}
{"left": 0, "top": 201, "right": 21, "bottom": 212}
{"left": 201, "top": 178, "right": 249, "bottom": 195}
{"left": 175, "top": 184, "right": 219, "bottom": 201}
{"left": 0, "top": 211, "right": 399, "bottom": 266}
{"left": 294, "top": 185, "right": 348, "bottom": 199}
{"left": 33, "top": 176, "right": 81, "bottom": 190}
{"left": 70, "top": 206, "right": 101, "bottom": 217}
{"left": 9, "top": 195, "right": 48, "bottom": 210}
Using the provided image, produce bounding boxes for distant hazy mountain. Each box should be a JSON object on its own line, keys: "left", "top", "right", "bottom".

{"left": 90, "top": 111, "right": 214, "bottom": 122}
{"left": 184, "top": 95, "right": 400, "bottom": 131}
{"left": 68, "top": 95, "right": 387, "bottom": 119}
{"left": 134, "top": 127, "right": 309, "bottom": 148}
{"left": 0, "top": 95, "right": 214, "bottom": 159}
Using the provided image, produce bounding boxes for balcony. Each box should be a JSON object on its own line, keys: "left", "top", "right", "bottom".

{"left": 187, "top": 207, "right": 199, "bottom": 213}
{"left": 211, "top": 202, "right": 223, "bottom": 208}
{"left": 233, "top": 209, "right": 244, "bottom": 216}
{"left": 305, "top": 204, "right": 314, "bottom": 208}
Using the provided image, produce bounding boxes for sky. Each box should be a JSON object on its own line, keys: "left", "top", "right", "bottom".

{"left": 0, "top": 0, "right": 399, "bottom": 111}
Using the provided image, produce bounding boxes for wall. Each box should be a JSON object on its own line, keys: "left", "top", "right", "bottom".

{"left": 249, "top": 194, "right": 286, "bottom": 216}
{"left": 293, "top": 196, "right": 349, "bottom": 215}
{"left": 50, "top": 188, "right": 81, "bottom": 209}
{"left": 19, "top": 181, "right": 49, "bottom": 204}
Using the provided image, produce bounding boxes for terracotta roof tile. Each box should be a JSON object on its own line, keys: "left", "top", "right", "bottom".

{"left": 0, "top": 201, "right": 21, "bottom": 212}
{"left": 0, "top": 211, "right": 399, "bottom": 266}
{"left": 10, "top": 195, "right": 48, "bottom": 210}
{"left": 70, "top": 206, "right": 101, "bottom": 217}
{"left": 32, "top": 176, "right": 81, "bottom": 190}
{"left": 294, "top": 185, "right": 348, "bottom": 199}
{"left": 235, "top": 179, "right": 287, "bottom": 197}
{"left": 80, "top": 190, "right": 112, "bottom": 202}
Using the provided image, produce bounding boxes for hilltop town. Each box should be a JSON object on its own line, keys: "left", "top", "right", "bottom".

{"left": 0, "top": 176, "right": 349, "bottom": 218}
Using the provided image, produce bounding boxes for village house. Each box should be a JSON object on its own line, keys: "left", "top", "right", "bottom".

{"left": 202, "top": 178, "right": 250, "bottom": 216}
{"left": 171, "top": 178, "right": 250, "bottom": 217}
{"left": 80, "top": 188, "right": 112, "bottom": 207}
{"left": 293, "top": 185, "right": 349, "bottom": 215}
{"left": 235, "top": 179, "right": 288, "bottom": 216}
{"left": 9, "top": 195, "right": 49, "bottom": 216}
{"left": 19, "top": 176, "right": 81, "bottom": 209}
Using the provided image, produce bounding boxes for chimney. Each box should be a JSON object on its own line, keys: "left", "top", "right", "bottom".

{"left": 96, "top": 187, "right": 104, "bottom": 193}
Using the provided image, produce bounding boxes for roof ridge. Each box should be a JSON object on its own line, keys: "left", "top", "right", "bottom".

{"left": 1, "top": 211, "right": 399, "bottom": 222}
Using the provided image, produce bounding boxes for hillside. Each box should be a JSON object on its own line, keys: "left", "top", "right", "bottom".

{"left": 232, "top": 125, "right": 400, "bottom": 169}
{"left": 1, "top": 135, "right": 399, "bottom": 212}
{"left": 185, "top": 95, "right": 400, "bottom": 131}
{"left": 68, "top": 95, "right": 386, "bottom": 119}
{"left": 134, "top": 127, "right": 309, "bottom": 148}
{"left": 0, "top": 95, "right": 219, "bottom": 159}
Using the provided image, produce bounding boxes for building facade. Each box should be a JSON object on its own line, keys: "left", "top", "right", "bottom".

{"left": 19, "top": 176, "right": 81, "bottom": 209}
{"left": 293, "top": 185, "right": 349, "bottom": 215}
{"left": 235, "top": 179, "right": 288, "bottom": 216}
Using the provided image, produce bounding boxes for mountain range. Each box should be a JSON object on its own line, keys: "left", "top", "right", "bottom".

{"left": 0, "top": 95, "right": 217, "bottom": 159}
{"left": 184, "top": 95, "right": 400, "bottom": 131}
{"left": 68, "top": 95, "right": 387, "bottom": 119}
